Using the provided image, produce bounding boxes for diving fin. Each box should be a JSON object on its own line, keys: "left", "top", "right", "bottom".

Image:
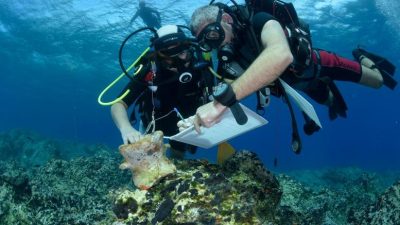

{"left": 381, "top": 69, "right": 397, "bottom": 90}
{"left": 303, "top": 112, "right": 321, "bottom": 135}
{"left": 352, "top": 47, "right": 397, "bottom": 89}
{"left": 352, "top": 47, "right": 396, "bottom": 76}
{"left": 217, "top": 142, "right": 236, "bottom": 165}
{"left": 328, "top": 81, "right": 348, "bottom": 120}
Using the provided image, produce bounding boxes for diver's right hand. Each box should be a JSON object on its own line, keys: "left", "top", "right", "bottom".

{"left": 177, "top": 116, "right": 196, "bottom": 132}
{"left": 120, "top": 126, "right": 142, "bottom": 144}
{"left": 192, "top": 101, "right": 226, "bottom": 134}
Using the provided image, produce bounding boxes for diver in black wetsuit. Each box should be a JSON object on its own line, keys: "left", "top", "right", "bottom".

{"left": 111, "top": 25, "right": 214, "bottom": 158}
{"left": 130, "top": 0, "right": 161, "bottom": 28}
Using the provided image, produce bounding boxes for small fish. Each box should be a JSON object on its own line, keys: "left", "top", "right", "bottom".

{"left": 26, "top": 136, "right": 34, "bottom": 142}
{"left": 273, "top": 157, "right": 278, "bottom": 168}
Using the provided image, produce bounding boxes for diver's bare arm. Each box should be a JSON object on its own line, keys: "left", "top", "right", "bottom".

{"left": 111, "top": 102, "right": 142, "bottom": 144}
{"left": 231, "top": 20, "right": 293, "bottom": 100}
{"left": 190, "top": 20, "right": 293, "bottom": 132}
{"left": 111, "top": 102, "right": 133, "bottom": 131}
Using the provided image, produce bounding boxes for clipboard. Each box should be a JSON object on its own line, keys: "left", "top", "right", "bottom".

{"left": 169, "top": 104, "right": 268, "bottom": 149}
{"left": 279, "top": 78, "right": 322, "bottom": 128}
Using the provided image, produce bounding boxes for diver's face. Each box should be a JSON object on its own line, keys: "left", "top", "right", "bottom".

{"left": 159, "top": 46, "right": 191, "bottom": 70}
{"left": 196, "top": 13, "right": 233, "bottom": 52}
{"left": 165, "top": 51, "right": 190, "bottom": 66}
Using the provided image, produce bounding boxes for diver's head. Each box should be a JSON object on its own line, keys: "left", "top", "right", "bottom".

{"left": 190, "top": 5, "right": 234, "bottom": 52}
{"left": 139, "top": 0, "right": 146, "bottom": 8}
{"left": 153, "top": 25, "right": 192, "bottom": 68}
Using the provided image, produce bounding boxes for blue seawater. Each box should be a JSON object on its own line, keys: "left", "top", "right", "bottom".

{"left": 0, "top": 0, "right": 399, "bottom": 172}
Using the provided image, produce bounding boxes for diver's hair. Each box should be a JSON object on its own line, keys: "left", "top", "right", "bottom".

{"left": 190, "top": 5, "right": 220, "bottom": 36}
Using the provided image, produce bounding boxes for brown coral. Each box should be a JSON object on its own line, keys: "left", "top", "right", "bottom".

{"left": 119, "top": 131, "right": 176, "bottom": 190}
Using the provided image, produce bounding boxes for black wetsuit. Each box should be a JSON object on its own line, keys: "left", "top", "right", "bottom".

{"left": 131, "top": 6, "right": 161, "bottom": 28}
{"left": 119, "top": 58, "right": 212, "bottom": 152}
{"left": 223, "top": 12, "right": 362, "bottom": 85}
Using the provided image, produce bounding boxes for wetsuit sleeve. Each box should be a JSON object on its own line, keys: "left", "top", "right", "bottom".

{"left": 252, "top": 12, "right": 277, "bottom": 35}
{"left": 150, "top": 8, "right": 161, "bottom": 22}
{"left": 130, "top": 10, "right": 140, "bottom": 24}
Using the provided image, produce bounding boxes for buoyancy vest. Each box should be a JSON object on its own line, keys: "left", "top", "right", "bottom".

{"left": 237, "top": 0, "right": 313, "bottom": 76}
{"left": 129, "top": 50, "right": 215, "bottom": 126}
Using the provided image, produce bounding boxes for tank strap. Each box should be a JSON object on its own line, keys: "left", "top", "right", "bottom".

{"left": 313, "top": 49, "right": 322, "bottom": 78}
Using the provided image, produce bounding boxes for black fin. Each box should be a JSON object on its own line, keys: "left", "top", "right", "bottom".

{"left": 352, "top": 47, "right": 396, "bottom": 76}
{"left": 381, "top": 69, "right": 398, "bottom": 90}
{"left": 302, "top": 112, "right": 320, "bottom": 135}
{"left": 328, "top": 81, "right": 348, "bottom": 120}
{"left": 329, "top": 107, "right": 338, "bottom": 121}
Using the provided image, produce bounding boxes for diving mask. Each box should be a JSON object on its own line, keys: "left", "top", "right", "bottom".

{"left": 197, "top": 9, "right": 225, "bottom": 52}
{"left": 158, "top": 43, "right": 191, "bottom": 59}
{"left": 158, "top": 44, "right": 192, "bottom": 67}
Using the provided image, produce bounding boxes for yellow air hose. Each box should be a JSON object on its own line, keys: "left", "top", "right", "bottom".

{"left": 97, "top": 47, "right": 150, "bottom": 106}
{"left": 208, "top": 66, "right": 234, "bottom": 84}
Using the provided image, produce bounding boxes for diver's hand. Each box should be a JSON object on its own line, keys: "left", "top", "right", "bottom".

{"left": 120, "top": 126, "right": 142, "bottom": 144}
{"left": 177, "top": 116, "right": 195, "bottom": 132}
{"left": 193, "top": 101, "right": 227, "bottom": 134}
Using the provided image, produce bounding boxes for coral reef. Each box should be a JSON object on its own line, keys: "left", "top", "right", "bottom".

{"left": 119, "top": 131, "right": 176, "bottom": 190}
{"left": 275, "top": 168, "right": 400, "bottom": 225}
{"left": 0, "top": 152, "right": 130, "bottom": 224}
{"left": 112, "top": 150, "right": 281, "bottom": 225}
{"left": 0, "top": 129, "right": 112, "bottom": 168}
{"left": 0, "top": 129, "right": 60, "bottom": 168}
{"left": 349, "top": 181, "right": 400, "bottom": 225}
{"left": 0, "top": 129, "right": 400, "bottom": 225}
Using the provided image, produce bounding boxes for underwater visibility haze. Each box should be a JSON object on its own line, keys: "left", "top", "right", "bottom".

{"left": 1, "top": 0, "right": 400, "bottom": 170}
{"left": 2, "top": 0, "right": 400, "bottom": 224}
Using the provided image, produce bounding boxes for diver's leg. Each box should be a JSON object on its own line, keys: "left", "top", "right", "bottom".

{"left": 353, "top": 47, "right": 396, "bottom": 75}
{"left": 314, "top": 49, "right": 383, "bottom": 88}
{"left": 353, "top": 49, "right": 397, "bottom": 89}
{"left": 352, "top": 52, "right": 383, "bottom": 88}
{"left": 359, "top": 63, "right": 383, "bottom": 89}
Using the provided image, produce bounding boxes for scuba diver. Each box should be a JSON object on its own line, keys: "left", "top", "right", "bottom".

{"left": 178, "top": 0, "right": 397, "bottom": 153}
{"left": 130, "top": 0, "right": 162, "bottom": 28}
{"left": 111, "top": 24, "right": 214, "bottom": 159}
